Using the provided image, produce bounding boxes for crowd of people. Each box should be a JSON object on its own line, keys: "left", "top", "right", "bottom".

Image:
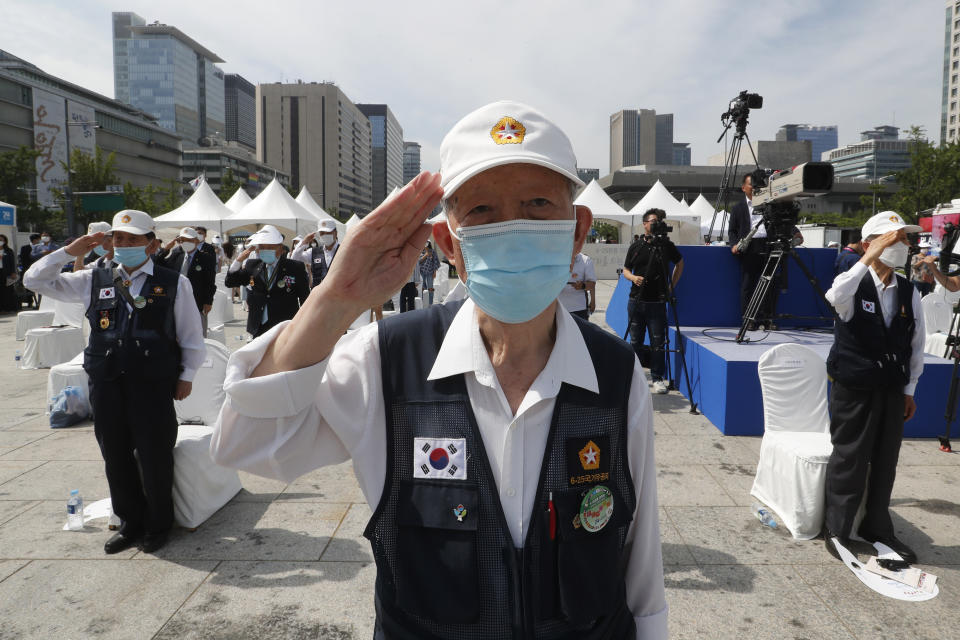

{"left": 9, "top": 99, "right": 945, "bottom": 638}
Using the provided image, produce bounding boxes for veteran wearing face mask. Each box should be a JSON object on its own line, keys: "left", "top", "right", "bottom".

{"left": 822, "top": 211, "right": 925, "bottom": 565}
{"left": 23, "top": 210, "right": 206, "bottom": 555}
{"left": 158, "top": 227, "right": 218, "bottom": 337}
{"left": 211, "top": 101, "right": 667, "bottom": 640}
{"left": 224, "top": 224, "right": 309, "bottom": 338}
{"left": 290, "top": 219, "right": 339, "bottom": 289}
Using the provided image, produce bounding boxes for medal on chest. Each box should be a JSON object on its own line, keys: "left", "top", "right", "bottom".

{"left": 133, "top": 296, "right": 146, "bottom": 309}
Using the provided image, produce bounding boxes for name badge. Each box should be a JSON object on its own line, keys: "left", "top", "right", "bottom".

{"left": 413, "top": 437, "right": 467, "bottom": 480}
{"left": 862, "top": 300, "right": 876, "bottom": 314}
{"left": 98, "top": 287, "right": 116, "bottom": 300}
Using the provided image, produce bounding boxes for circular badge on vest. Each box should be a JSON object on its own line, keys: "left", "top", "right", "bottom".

{"left": 99, "top": 317, "right": 109, "bottom": 330}
{"left": 579, "top": 485, "right": 614, "bottom": 533}
{"left": 133, "top": 296, "right": 146, "bottom": 309}
{"left": 194, "top": 264, "right": 202, "bottom": 271}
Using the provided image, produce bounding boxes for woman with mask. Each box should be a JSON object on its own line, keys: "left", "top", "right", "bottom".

{"left": 0, "top": 234, "right": 16, "bottom": 311}
{"left": 418, "top": 241, "right": 441, "bottom": 304}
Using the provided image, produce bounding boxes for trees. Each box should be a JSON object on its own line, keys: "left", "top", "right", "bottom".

{"left": 889, "top": 126, "right": 960, "bottom": 221}
{"left": 0, "top": 146, "right": 56, "bottom": 231}
{"left": 218, "top": 168, "right": 243, "bottom": 202}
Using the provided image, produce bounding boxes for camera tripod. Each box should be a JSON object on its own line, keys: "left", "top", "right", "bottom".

{"left": 706, "top": 110, "right": 759, "bottom": 244}
{"left": 735, "top": 231, "right": 834, "bottom": 344}
{"left": 938, "top": 304, "right": 960, "bottom": 452}
{"left": 631, "top": 236, "right": 698, "bottom": 414}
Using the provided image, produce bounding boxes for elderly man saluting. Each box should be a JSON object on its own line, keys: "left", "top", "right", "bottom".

{"left": 212, "top": 101, "right": 666, "bottom": 639}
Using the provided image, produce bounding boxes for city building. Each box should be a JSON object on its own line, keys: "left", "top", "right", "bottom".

{"left": 224, "top": 74, "right": 255, "bottom": 151}
{"left": 577, "top": 168, "right": 600, "bottom": 183}
{"left": 943, "top": 0, "right": 960, "bottom": 143}
{"left": 403, "top": 141, "right": 421, "bottom": 184}
{"left": 257, "top": 81, "right": 372, "bottom": 215}
{"left": 112, "top": 11, "right": 225, "bottom": 147}
{"left": 610, "top": 108, "right": 681, "bottom": 171}
{"left": 823, "top": 126, "right": 912, "bottom": 181}
{"left": 0, "top": 49, "right": 181, "bottom": 210}
{"left": 357, "top": 104, "right": 404, "bottom": 208}
{"left": 706, "top": 140, "right": 811, "bottom": 169}
{"left": 672, "top": 143, "right": 691, "bottom": 166}
{"left": 776, "top": 124, "right": 838, "bottom": 162}
{"left": 182, "top": 144, "right": 289, "bottom": 197}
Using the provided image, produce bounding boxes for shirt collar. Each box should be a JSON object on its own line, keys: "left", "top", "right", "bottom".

{"left": 119, "top": 256, "right": 155, "bottom": 280}
{"left": 868, "top": 264, "right": 897, "bottom": 291}
{"left": 427, "top": 298, "right": 600, "bottom": 397}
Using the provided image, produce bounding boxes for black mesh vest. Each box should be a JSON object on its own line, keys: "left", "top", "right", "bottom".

{"left": 310, "top": 245, "right": 335, "bottom": 287}
{"left": 83, "top": 265, "right": 181, "bottom": 382}
{"left": 365, "top": 301, "right": 638, "bottom": 640}
{"left": 826, "top": 270, "right": 915, "bottom": 389}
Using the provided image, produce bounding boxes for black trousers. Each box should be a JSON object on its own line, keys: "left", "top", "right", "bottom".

{"left": 399, "top": 282, "right": 418, "bottom": 312}
{"left": 90, "top": 376, "right": 178, "bottom": 537}
{"left": 825, "top": 381, "right": 905, "bottom": 539}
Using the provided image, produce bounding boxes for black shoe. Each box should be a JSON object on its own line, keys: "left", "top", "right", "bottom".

{"left": 104, "top": 532, "right": 139, "bottom": 555}
{"left": 824, "top": 531, "right": 850, "bottom": 561}
{"left": 140, "top": 532, "right": 169, "bottom": 554}
{"left": 857, "top": 530, "right": 917, "bottom": 564}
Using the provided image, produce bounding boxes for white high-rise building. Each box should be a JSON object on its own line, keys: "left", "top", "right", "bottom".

{"left": 942, "top": 0, "right": 960, "bottom": 143}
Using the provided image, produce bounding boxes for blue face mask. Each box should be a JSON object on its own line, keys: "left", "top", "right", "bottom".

{"left": 259, "top": 249, "right": 277, "bottom": 265}
{"left": 449, "top": 218, "right": 575, "bottom": 324}
{"left": 113, "top": 245, "right": 148, "bottom": 268}
{"left": 93, "top": 246, "right": 109, "bottom": 257}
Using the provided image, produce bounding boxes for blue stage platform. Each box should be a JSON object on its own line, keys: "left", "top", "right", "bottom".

{"left": 670, "top": 327, "right": 959, "bottom": 439}
{"left": 602, "top": 244, "right": 957, "bottom": 439}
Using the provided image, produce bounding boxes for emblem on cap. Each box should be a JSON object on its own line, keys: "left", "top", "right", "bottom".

{"left": 490, "top": 116, "right": 525, "bottom": 145}
{"left": 889, "top": 215, "right": 899, "bottom": 223}
{"left": 121, "top": 214, "right": 131, "bottom": 223}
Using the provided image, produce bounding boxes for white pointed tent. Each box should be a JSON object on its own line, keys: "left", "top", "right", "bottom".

{"left": 223, "top": 179, "right": 322, "bottom": 236}
{"left": 689, "top": 194, "right": 729, "bottom": 242}
{"left": 574, "top": 180, "right": 631, "bottom": 223}
{"left": 153, "top": 180, "right": 233, "bottom": 233}
{"left": 224, "top": 188, "right": 252, "bottom": 214}
{"left": 627, "top": 180, "right": 701, "bottom": 244}
{"left": 295, "top": 187, "right": 346, "bottom": 237}
{"left": 345, "top": 214, "right": 362, "bottom": 232}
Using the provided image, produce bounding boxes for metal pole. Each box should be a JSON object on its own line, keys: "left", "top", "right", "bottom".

{"left": 63, "top": 124, "right": 75, "bottom": 237}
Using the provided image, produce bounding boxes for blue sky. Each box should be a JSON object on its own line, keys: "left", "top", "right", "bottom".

{"left": 4, "top": 0, "right": 945, "bottom": 175}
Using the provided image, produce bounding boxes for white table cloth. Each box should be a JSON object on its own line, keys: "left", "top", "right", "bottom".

{"left": 22, "top": 327, "right": 84, "bottom": 369}
{"left": 15, "top": 310, "right": 55, "bottom": 340}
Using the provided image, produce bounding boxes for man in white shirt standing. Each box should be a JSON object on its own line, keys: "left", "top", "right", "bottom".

{"left": 291, "top": 219, "right": 339, "bottom": 289}
{"left": 559, "top": 251, "right": 596, "bottom": 320}
{"left": 24, "top": 209, "right": 206, "bottom": 555}
{"left": 212, "top": 101, "right": 667, "bottom": 639}
{"left": 823, "top": 211, "right": 925, "bottom": 564}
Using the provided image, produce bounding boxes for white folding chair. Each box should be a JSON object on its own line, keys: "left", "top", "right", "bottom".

{"left": 751, "top": 343, "right": 833, "bottom": 540}
{"left": 921, "top": 293, "right": 953, "bottom": 336}
{"left": 174, "top": 338, "right": 229, "bottom": 426}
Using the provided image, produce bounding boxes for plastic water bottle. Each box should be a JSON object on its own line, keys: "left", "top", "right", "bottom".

{"left": 14, "top": 349, "right": 21, "bottom": 364}
{"left": 67, "top": 489, "right": 84, "bottom": 531}
{"left": 751, "top": 502, "right": 778, "bottom": 529}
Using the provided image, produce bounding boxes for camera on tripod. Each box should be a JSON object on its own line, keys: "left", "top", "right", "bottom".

{"left": 939, "top": 222, "right": 960, "bottom": 277}
{"left": 751, "top": 162, "right": 834, "bottom": 243}
{"left": 649, "top": 218, "right": 673, "bottom": 237}
{"left": 721, "top": 91, "right": 763, "bottom": 131}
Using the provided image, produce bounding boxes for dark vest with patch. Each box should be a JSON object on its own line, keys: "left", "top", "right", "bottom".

{"left": 83, "top": 266, "right": 181, "bottom": 382}
{"left": 310, "top": 244, "right": 336, "bottom": 287}
{"left": 826, "top": 271, "right": 915, "bottom": 389}
{"left": 365, "top": 301, "right": 638, "bottom": 640}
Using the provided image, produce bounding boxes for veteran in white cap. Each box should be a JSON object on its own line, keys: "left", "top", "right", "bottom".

{"left": 290, "top": 219, "right": 340, "bottom": 289}
{"left": 156, "top": 227, "right": 218, "bottom": 336}
{"left": 72, "top": 220, "right": 114, "bottom": 271}
{"left": 24, "top": 209, "right": 206, "bottom": 556}
{"left": 212, "top": 102, "right": 667, "bottom": 639}
{"left": 225, "top": 224, "right": 309, "bottom": 337}
{"left": 822, "top": 210, "right": 925, "bottom": 564}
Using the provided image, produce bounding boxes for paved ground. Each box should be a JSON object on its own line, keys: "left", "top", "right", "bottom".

{"left": 0, "top": 280, "right": 957, "bottom": 639}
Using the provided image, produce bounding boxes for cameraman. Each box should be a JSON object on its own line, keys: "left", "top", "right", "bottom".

{"left": 623, "top": 208, "right": 684, "bottom": 394}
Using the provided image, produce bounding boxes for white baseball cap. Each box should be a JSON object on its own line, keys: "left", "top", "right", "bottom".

{"left": 111, "top": 210, "right": 155, "bottom": 235}
{"left": 87, "top": 221, "right": 112, "bottom": 235}
{"left": 439, "top": 100, "right": 584, "bottom": 199}
{"left": 318, "top": 219, "right": 337, "bottom": 233}
{"left": 178, "top": 227, "right": 199, "bottom": 240}
{"left": 249, "top": 224, "right": 284, "bottom": 245}
{"left": 861, "top": 211, "right": 922, "bottom": 238}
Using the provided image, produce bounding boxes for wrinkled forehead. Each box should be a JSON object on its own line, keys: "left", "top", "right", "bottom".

{"left": 444, "top": 163, "right": 575, "bottom": 213}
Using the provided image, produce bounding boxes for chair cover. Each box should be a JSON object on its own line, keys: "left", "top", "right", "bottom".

{"left": 921, "top": 293, "right": 953, "bottom": 336}
{"left": 173, "top": 424, "right": 242, "bottom": 528}
{"left": 209, "top": 289, "right": 233, "bottom": 325}
{"left": 47, "top": 353, "right": 88, "bottom": 414}
{"left": 206, "top": 323, "right": 226, "bottom": 345}
{"left": 15, "top": 310, "right": 55, "bottom": 340}
{"left": 174, "top": 339, "right": 229, "bottom": 425}
{"left": 22, "top": 327, "right": 84, "bottom": 369}
{"left": 751, "top": 343, "right": 833, "bottom": 539}
{"left": 52, "top": 300, "right": 85, "bottom": 328}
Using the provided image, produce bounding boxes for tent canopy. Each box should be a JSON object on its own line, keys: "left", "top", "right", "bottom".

{"left": 574, "top": 180, "right": 632, "bottom": 224}
{"left": 223, "top": 179, "right": 322, "bottom": 236}
{"left": 153, "top": 181, "right": 233, "bottom": 233}
{"left": 629, "top": 180, "right": 691, "bottom": 218}
{"left": 223, "top": 188, "right": 252, "bottom": 213}
{"left": 295, "top": 187, "right": 346, "bottom": 237}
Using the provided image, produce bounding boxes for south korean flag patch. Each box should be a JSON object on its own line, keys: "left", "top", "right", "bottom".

{"left": 862, "top": 300, "right": 876, "bottom": 314}
{"left": 98, "top": 287, "right": 116, "bottom": 300}
{"left": 413, "top": 437, "right": 467, "bottom": 480}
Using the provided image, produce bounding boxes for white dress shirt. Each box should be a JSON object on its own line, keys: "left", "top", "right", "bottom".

{"left": 559, "top": 253, "right": 596, "bottom": 312}
{"left": 212, "top": 298, "right": 667, "bottom": 638}
{"left": 291, "top": 241, "right": 338, "bottom": 271}
{"left": 745, "top": 195, "right": 767, "bottom": 238}
{"left": 825, "top": 260, "right": 925, "bottom": 395}
{"left": 24, "top": 247, "right": 207, "bottom": 382}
